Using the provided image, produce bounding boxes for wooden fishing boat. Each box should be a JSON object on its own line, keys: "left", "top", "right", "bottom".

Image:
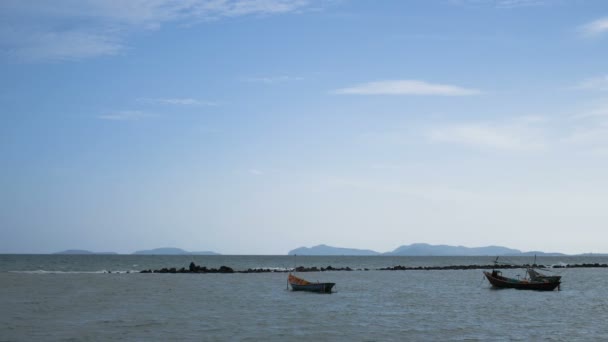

{"left": 288, "top": 273, "right": 335, "bottom": 293}
{"left": 526, "top": 267, "right": 562, "bottom": 283}
{"left": 483, "top": 270, "right": 560, "bottom": 291}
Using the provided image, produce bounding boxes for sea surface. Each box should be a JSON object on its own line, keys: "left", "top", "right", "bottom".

{"left": 1, "top": 255, "right": 608, "bottom": 341}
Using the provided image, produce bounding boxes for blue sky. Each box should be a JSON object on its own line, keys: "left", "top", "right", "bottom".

{"left": 2, "top": 0, "right": 608, "bottom": 254}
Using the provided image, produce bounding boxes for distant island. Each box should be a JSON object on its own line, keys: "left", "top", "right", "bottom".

{"left": 289, "top": 244, "right": 380, "bottom": 256}
{"left": 132, "top": 247, "right": 220, "bottom": 255}
{"left": 288, "top": 243, "right": 565, "bottom": 256}
{"left": 385, "top": 243, "right": 519, "bottom": 256}
{"left": 52, "top": 244, "right": 570, "bottom": 256}
{"left": 54, "top": 249, "right": 118, "bottom": 255}
{"left": 54, "top": 247, "right": 220, "bottom": 255}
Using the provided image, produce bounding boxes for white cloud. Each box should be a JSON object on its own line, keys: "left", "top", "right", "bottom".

{"left": 0, "top": 0, "right": 314, "bottom": 62}
{"left": 193, "top": 0, "right": 311, "bottom": 19}
{"left": 332, "top": 80, "right": 481, "bottom": 96}
{"left": 98, "top": 110, "right": 151, "bottom": 121}
{"left": 1, "top": 28, "right": 122, "bottom": 62}
{"left": 580, "top": 17, "right": 608, "bottom": 36}
{"left": 1, "top": 0, "right": 312, "bottom": 26}
{"left": 575, "top": 75, "right": 608, "bottom": 91}
{"left": 428, "top": 121, "right": 545, "bottom": 151}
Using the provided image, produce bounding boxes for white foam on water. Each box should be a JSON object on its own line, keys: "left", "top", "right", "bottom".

{"left": 249, "top": 267, "right": 293, "bottom": 272}
{"left": 9, "top": 270, "right": 140, "bottom": 274}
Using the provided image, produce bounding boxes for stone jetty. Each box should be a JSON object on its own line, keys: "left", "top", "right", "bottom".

{"left": 139, "top": 262, "right": 608, "bottom": 274}
{"left": 140, "top": 262, "right": 235, "bottom": 274}
{"left": 139, "top": 262, "right": 357, "bottom": 273}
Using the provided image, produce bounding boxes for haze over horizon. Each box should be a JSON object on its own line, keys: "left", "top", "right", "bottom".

{"left": 2, "top": 1, "right": 608, "bottom": 255}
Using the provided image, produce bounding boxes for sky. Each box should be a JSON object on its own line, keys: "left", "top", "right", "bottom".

{"left": 1, "top": 0, "right": 608, "bottom": 255}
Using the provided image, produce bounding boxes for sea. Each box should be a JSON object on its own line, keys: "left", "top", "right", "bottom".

{"left": 1, "top": 255, "right": 607, "bottom": 341}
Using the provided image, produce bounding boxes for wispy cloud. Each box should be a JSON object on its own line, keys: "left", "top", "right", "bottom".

{"left": 493, "top": 0, "right": 546, "bottom": 8}
{"left": 0, "top": 0, "right": 314, "bottom": 62}
{"left": 138, "top": 97, "right": 218, "bottom": 106}
{"left": 368, "top": 105, "right": 608, "bottom": 156}
{"left": 563, "top": 105, "right": 608, "bottom": 150}
{"left": 450, "top": 0, "right": 547, "bottom": 9}
{"left": 428, "top": 121, "right": 545, "bottom": 151}
{"left": 195, "top": 0, "right": 311, "bottom": 19}
{"left": 575, "top": 75, "right": 608, "bottom": 91}
{"left": 98, "top": 110, "right": 152, "bottom": 121}
{"left": 1, "top": 28, "right": 122, "bottom": 62}
{"left": 332, "top": 80, "right": 481, "bottom": 96}
{"left": 98, "top": 97, "right": 217, "bottom": 121}
{"left": 580, "top": 17, "right": 608, "bottom": 37}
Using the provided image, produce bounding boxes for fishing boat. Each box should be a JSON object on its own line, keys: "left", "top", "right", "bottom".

{"left": 288, "top": 273, "right": 335, "bottom": 293}
{"left": 483, "top": 256, "right": 561, "bottom": 291}
{"left": 483, "top": 269, "right": 560, "bottom": 291}
{"left": 525, "top": 255, "right": 562, "bottom": 283}
{"left": 526, "top": 267, "right": 562, "bottom": 283}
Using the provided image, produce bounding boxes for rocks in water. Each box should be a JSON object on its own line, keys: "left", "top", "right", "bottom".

{"left": 140, "top": 263, "right": 234, "bottom": 274}
{"left": 555, "top": 263, "right": 608, "bottom": 268}
{"left": 294, "top": 265, "right": 352, "bottom": 272}
{"left": 218, "top": 266, "right": 234, "bottom": 273}
{"left": 139, "top": 262, "right": 608, "bottom": 274}
{"left": 378, "top": 264, "right": 523, "bottom": 271}
{"left": 139, "top": 262, "right": 354, "bottom": 274}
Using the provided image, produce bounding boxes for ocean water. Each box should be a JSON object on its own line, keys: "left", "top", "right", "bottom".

{"left": 1, "top": 255, "right": 607, "bottom": 341}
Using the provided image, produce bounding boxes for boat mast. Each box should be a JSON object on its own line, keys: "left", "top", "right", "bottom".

{"left": 287, "top": 253, "right": 296, "bottom": 290}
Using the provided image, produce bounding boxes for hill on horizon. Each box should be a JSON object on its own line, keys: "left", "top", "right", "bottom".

{"left": 132, "top": 247, "right": 220, "bottom": 255}
{"left": 288, "top": 244, "right": 380, "bottom": 256}
{"left": 385, "top": 243, "right": 522, "bottom": 256}
{"left": 287, "top": 243, "right": 566, "bottom": 256}
{"left": 54, "top": 249, "right": 117, "bottom": 255}
{"left": 53, "top": 248, "right": 220, "bottom": 255}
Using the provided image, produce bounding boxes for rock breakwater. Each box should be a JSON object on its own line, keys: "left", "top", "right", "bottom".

{"left": 139, "top": 262, "right": 608, "bottom": 274}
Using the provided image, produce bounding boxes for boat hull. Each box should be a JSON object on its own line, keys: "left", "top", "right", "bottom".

{"left": 290, "top": 282, "right": 336, "bottom": 293}
{"left": 484, "top": 271, "right": 560, "bottom": 291}
{"left": 288, "top": 273, "right": 335, "bottom": 293}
